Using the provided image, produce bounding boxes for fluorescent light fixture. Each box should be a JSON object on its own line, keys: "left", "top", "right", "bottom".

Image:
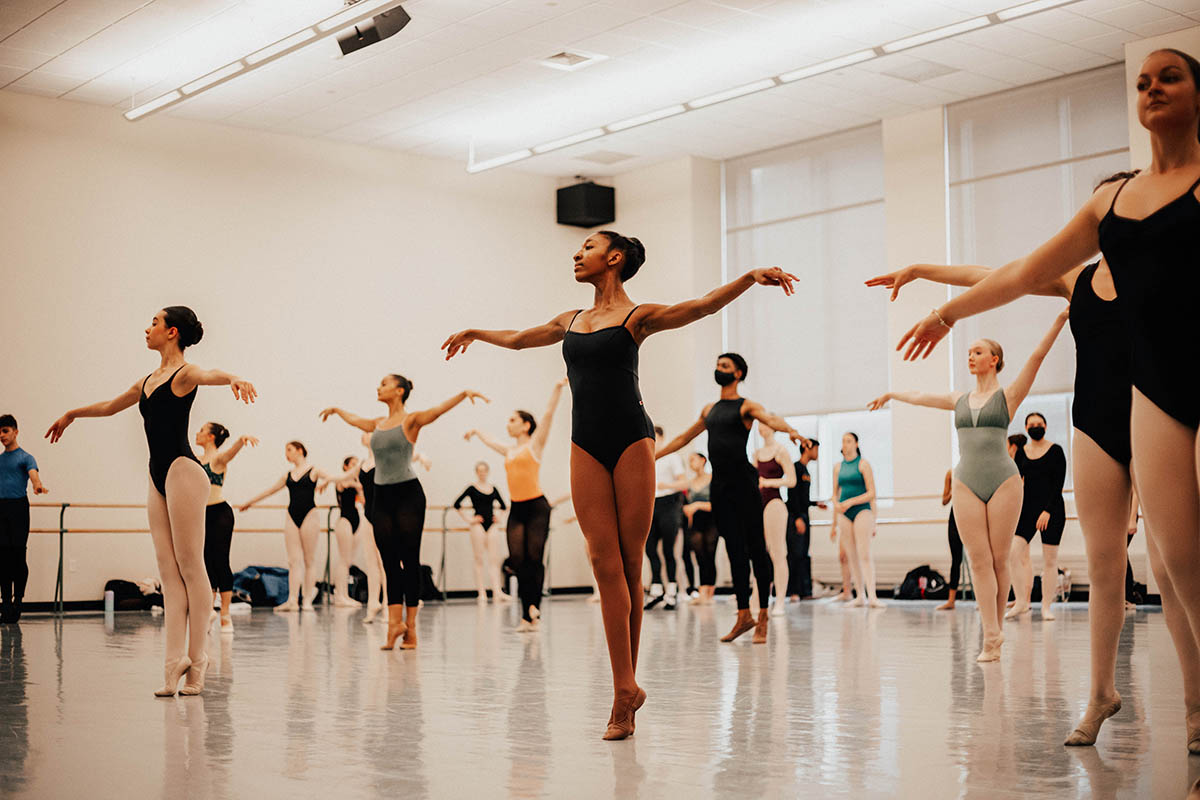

{"left": 607, "top": 104, "right": 687, "bottom": 132}
{"left": 124, "top": 0, "right": 407, "bottom": 121}
{"left": 532, "top": 129, "right": 606, "bottom": 154}
{"left": 466, "top": 149, "right": 533, "bottom": 173}
{"left": 123, "top": 90, "right": 181, "bottom": 121}
{"left": 688, "top": 79, "right": 778, "bottom": 109}
{"left": 994, "top": 0, "right": 1078, "bottom": 20}
{"left": 881, "top": 16, "right": 991, "bottom": 53}
{"left": 245, "top": 28, "right": 317, "bottom": 66}
{"left": 779, "top": 49, "right": 876, "bottom": 82}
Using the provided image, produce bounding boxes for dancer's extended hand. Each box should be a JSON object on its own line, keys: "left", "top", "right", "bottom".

{"left": 463, "top": 390, "right": 489, "bottom": 405}
{"left": 751, "top": 267, "right": 799, "bottom": 296}
{"left": 240, "top": 436, "right": 260, "bottom": 448}
{"left": 441, "top": 330, "right": 477, "bottom": 360}
{"left": 865, "top": 266, "right": 917, "bottom": 301}
{"left": 45, "top": 413, "right": 73, "bottom": 444}
{"left": 230, "top": 378, "right": 257, "bottom": 403}
{"left": 897, "top": 312, "right": 950, "bottom": 361}
{"left": 866, "top": 393, "right": 890, "bottom": 411}
{"left": 787, "top": 431, "right": 811, "bottom": 448}
{"left": 318, "top": 408, "right": 338, "bottom": 422}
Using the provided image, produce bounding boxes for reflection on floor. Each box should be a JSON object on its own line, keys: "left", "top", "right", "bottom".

{"left": 0, "top": 599, "right": 1195, "bottom": 798}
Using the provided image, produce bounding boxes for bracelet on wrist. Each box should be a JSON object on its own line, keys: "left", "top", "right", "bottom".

{"left": 931, "top": 308, "right": 952, "bottom": 329}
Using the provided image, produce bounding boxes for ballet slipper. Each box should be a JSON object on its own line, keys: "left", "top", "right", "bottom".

{"left": 399, "top": 606, "right": 419, "bottom": 650}
{"left": 362, "top": 603, "right": 383, "bottom": 624}
{"left": 154, "top": 655, "right": 192, "bottom": 697}
{"left": 1064, "top": 695, "right": 1122, "bottom": 746}
{"left": 602, "top": 687, "right": 646, "bottom": 741}
{"left": 720, "top": 609, "right": 755, "bottom": 642}
{"left": 274, "top": 600, "right": 299, "bottom": 613}
{"left": 770, "top": 602, "right": 786, "bottom": 617}
{"left": 209, "top": 609, "right": 219, "bottom": 630}
{"left": 497, "top": 592, "right": 514, "bottom": 604}
{"left": 300, "top": 601, "right": 316, "bottom": 612}
{"left": 1004, "top": 605, "right": 1030, "bottom": 620}
{"left": 179, "top": 654, "right": 209, "bottom": 696}
{"left": 220, "top": 618, "right": 234, "bottom": 636}
{"left": 752, "top": 610, "right": 769, "bottom": 644}
{"left": 380, "top": 605, "right": 407, "bottom": 650}
{"left": 868, "top": 598, "right": 886, "bottom": 609}
{"left": 333, "top": 595, "right": 361, "bottom": 608}
{"left": 976, "top": 633, "right": 1005, "bottom": 663}
{"left": 1041, "top": 602, "right": 1056, "bottom": 621}
{"left": 846, "top": 596, "right": 865, "bottom": 608}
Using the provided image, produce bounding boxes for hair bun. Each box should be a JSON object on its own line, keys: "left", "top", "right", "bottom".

{"left": 163, "top": 305, "right": 204, "bottom": 350}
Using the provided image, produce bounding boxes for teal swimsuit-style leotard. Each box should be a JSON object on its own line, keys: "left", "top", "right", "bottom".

{"left": 953, "top": 389, "right": 1020, "bottom": 503}
{"left": 838, "top": 456, "right": 871, "bottom": 521}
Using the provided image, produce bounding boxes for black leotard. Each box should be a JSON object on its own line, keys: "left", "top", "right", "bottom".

{"left": 1099, "top": 174, "right": 1200, "bottom": 429}
{"left": 285, "top": 468, "right": 316, "bottom": 528}
{"left": 562, "top": 306, "right": 655, "bottom": 472}
{"left": 360, "top": 467, "right": 376, "bottom": 525}
{"left": 1069, "top": 261, "right": 1132, "bottom": 465}
{"left": 138, "top": 365, "right": 199, "bottom": 496}
{"left": 337, "top": 485, "right": 360, "bottom": 533}
{"left": 453, "top": 485, "right": 507, "bottom": 530}
{"left": 1015, "top": 444, "right": 1067, "bottom": 546}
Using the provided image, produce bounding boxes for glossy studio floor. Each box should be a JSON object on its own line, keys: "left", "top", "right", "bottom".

{"left": 0, "top": 598, "right": 1193, "bottom": 799}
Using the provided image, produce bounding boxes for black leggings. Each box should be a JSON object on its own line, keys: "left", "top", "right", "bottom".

{"left": 947, "top": 510, "right": 963, "bottom": 592}
{"left": 712, "top": 470, "right": 772, "bottom": 610}
{"left": 204, "top": 502, "right": 235, "bottom": 593}
{"left": 508, "top": 496, "right": 551, "bottom": 622}
{"left": 372, "top": 478, "right": 426, "bottom": 607}
{"left": 0, "top": 498, "right": 30, "bottom": 604}
{"left": 785, "top": 514, "right": 811, "bottom": 598}
{"left": 646, "top": 493, "right": 682, "bottom": 586}
{"left": 687, "top": 509, "right": 718, "bottom": 586}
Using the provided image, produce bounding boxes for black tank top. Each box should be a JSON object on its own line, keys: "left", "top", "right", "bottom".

{"left": 1068, "top": 261, "right": 1132, "bottom": 464}
{"left": 704, "top": 398, "right": 751, "bottom": 475}
{"left": 138, "top": 366, "right": 198, "bottom": 484}
{"left": 1098, "top": 173, "right": 1200, "bottom": 428}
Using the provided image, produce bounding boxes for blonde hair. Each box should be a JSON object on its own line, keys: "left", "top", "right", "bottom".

{"left": 980, "top": 339, "right": 1004, "bottom": 372}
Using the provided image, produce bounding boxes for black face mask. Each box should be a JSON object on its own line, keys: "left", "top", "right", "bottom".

{"left": 714, "top": 369, "right": 736, "bottom": 387}
{"left": 1027, "top": 426, "right": 1046, "bottom": 441}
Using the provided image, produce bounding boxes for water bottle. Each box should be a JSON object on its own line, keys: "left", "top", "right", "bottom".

{"left": 104, "top": 590, "right": 115, "bottom": 613}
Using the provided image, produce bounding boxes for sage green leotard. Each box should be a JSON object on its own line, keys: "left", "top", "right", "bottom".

{"left": 953, "top": 389, "right": 1019, "bottom": 503}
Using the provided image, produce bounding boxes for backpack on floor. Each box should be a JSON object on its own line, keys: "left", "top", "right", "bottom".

{"left": 347, "top": 565, "right": 369, "bottom": 603}
{"left": 896, "top": 565, "right": 948, "bottom": 600}
{"left": 104, "top": 579, "right": 161, "bottom": 610}
{"left": 420, "top": 564, "right": 440, "bottom": 601}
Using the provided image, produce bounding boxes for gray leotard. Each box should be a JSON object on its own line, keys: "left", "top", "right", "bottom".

{"left": 953, "top": 389, "right": 1019, "bottom": 503}
{"left": 371, "top": 425, "right": 416, "bottom": 485}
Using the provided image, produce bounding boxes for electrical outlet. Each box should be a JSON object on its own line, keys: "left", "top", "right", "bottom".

{"left": 69, "top": 559, "right": 78, "bottom": 572}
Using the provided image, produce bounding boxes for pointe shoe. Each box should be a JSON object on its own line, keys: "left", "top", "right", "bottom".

{"left": 1004, "top": 605, "right": 1030, "bottom": 620}
{"left": 179, "top": 654, "right": 209, "bottom": 696}
{"left": 362, "top": 603, "right": 383, "bottom": 624}
{"left": 380, "top": 605, "right": 407, "bottom": 650}
{"left": 1064, "top": 695, "right": 1122, "bottom": 746}
{"left": 154, "top": 655, "right": 192, "bottom": 697}
{"left": 220, "top": 618, "right": 234, "bottom": 636}
{"left": 720, "top": 610, "right": 755, "bottom": 643}
{"left": 602, "top": 687, "right": 646, "bottom": 741}
{"left": 1041, "top": 603, "right": 1056, "bottom": 621}
{"left": 976, "top": 633, "right": 1005, "bottom": 663}
{"left": 274, "top": 600, "right": 299, "bottom": 613}
{"left": 752, "top": 610, "right": 769, "bottom": 644}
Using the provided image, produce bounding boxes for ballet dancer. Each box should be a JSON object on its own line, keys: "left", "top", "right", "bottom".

{"left": 646, "top": 426, "right": 687, "bottom": 611}
{"left": 755, "top": 421, "right": 796, "bottom": 615}
{"left": 46, "top": 306, "right": 256, "bottom": 695}
{"left": 328, "top": 456, "right": 366, "bottom": 608}
{"left": 441, "top": 230, "right": 797, "bottom": 738}
{"left": 1009, "top": 414, "right": 1067, "bottom": 620}
{"left": 938, "top": 469, "right": 962, "bottom": 611}
{"left": 872, "top": 160, "right": 1196, "bottom": 744}
{"left": 239, "top": 441, "right": 352, "bottom": 612}
{"left": 785, "top": 438, "right": 823, "bottom": 601}
{"left": 356, "top": 431, "right": 386, "bottom": 624}
{"left": 463, "top": 378, "right": 566, "bottom": 630}
{"left": 868, "top": 310, "right": 1069, "bottom": 661}
{"left": 195, "top": 422, "right": 257, "bottom": 633}
{"left": 832, "top": 432, "right": 883, "bottom": 609}
{"left": 657, "top": 353, "right": 808, "bottom": 644}
{"left": 681, "top": 452, "right": 717, "bottom": 605}
{"left": 321, "top": 376, "right": 487, "bottom": 650}
{"left": 452, "top": 461, "right": 510, "bottom": 606}
{"left": 0, "top": 415, "right": 48, "bottom": 624}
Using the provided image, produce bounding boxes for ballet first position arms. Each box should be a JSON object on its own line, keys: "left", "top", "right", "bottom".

{"left": 441, "top": 230, "right": 798, "bottom": 740}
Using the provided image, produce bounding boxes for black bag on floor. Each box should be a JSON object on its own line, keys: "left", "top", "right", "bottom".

{"left": 348, "top": 565, "right": 369, "bottom": 603}
{"left": 895, "top": 565, "right": 948, "bottom": 600}
{"left": 104, "top": 579, "right": 160, "bottom": 610}
{"left": 420, "top": 564, "right": 440, "bottom": 601}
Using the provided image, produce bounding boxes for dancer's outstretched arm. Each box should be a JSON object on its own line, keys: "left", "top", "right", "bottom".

{"left": 742, "top": 401, "right": 810, "bottom": 448}
{"left": 239, "top": 475, "right": 286, "bottom": 512}
{"left": 319, "top": 407, "right": 379, "bottom": 432}
{"left": 214, "top": 435, "right": 258, "bottom": 470}
{"left": 866, "top": 261, "right": 1073, "bottom": 302}
{"left": 46, "top": 381, "right": 142, "bottom": 442}
{"left": 464, "top": 429, "right": 509, "bottom": 456}
{"left": 530, "top": 378, "right": 568, "bottom": 459}
{"left": 176, "top": 365, "right": 257, "bottom": 403}
{"left": 442, "top": 310, "right": 578, "bottom": 360}
{"left": 657, "top": 414, "right": 708, "bottom": 459}
{"left": 1003, "top": 308, "right": 1070, "bottom": 416}
{"left": 866, "top": 390, "right": 957, "bottom": 411}
{"left": 405, "top": 391, "right": 489, "bottom": 439}
{"left": 633, "top": 268, "right": 798, "bottom": 337}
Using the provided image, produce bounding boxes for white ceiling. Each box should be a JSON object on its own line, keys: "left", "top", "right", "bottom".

{"left": 2, "top": 0, "right": 1198, "bottom": 175}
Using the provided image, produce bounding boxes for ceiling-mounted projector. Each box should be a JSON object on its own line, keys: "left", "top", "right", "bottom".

{"left": 336, "top": 3, "right": 410, "bottom": 56}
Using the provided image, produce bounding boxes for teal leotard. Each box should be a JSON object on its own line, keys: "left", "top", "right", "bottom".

{"left": 838, "top": 456, "right": 871, "bottom": 521}
{"left": 953, "top": 389, "right": 1019, "bottom": 503}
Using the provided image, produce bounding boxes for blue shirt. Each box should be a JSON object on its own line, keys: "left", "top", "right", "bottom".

{"left": 0, "top": 448, "right": 38, "bottom": 499}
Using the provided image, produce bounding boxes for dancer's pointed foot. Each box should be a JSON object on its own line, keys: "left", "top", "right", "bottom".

{"left": 220, "top": 617, "right": 234, "bottom": 636}
{"left": 154, "top": 655, "right": 192, "bottom": 697}
{"left": 1064, "top": 694, "right": 1122, "bottom": 746}
{"left": 333, "top": 594, "right": 361, "bottom": 608}
{"left": 274, "top": 601, "right": 299, "bottom": 613}
{"left": 1041, "top": 602, "right": 1056, "bottom": 621}
{"left": 720, "top": 609, "right": 755, "bottom": 642}
{"left": 752, "top": 610, "right": 769, "bottom": 644}
{"left": 1004, "top": 604, "right": 1031, "bottom": 620}
{"left": 179, "top": 653, "right": 209, "bottom": 696}
{"left": 399, "top": 606, "right": 419, "bottom": 650}
{"left": 976, "top": 633, "right": 1004, "bottom": 663}
{"left": 602, "top": 687, "right": 646, "bottom": 740}
{"left": 362, "top": 603, "right": 383, "bottom": 624}
{"left": 380, "top": 605, "right": 406, "bottom": 650}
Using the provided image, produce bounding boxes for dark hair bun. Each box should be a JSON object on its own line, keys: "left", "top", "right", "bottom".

{"left": 597, "top": 231, "right": 646, "bottom": 282}
{"left": 163, "top": 306, "right": 203, "bottom": 350}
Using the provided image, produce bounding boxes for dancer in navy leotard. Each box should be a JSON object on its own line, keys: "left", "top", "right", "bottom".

{"left": 442, "top": 231, "right": 798, "bottom": 739}
{"left": 47, "top": 306, "right": 256, "bottom": 697}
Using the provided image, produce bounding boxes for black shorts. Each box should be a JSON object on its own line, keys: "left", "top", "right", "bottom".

{"left": 0, "top": 497, "right": 31, "bottom": 548}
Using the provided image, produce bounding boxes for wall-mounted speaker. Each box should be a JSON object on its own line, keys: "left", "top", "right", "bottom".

{"left": 337, "top": 6, "right": 411, "bottom": 56}
{"left": 557, "top": 181, "right": 615, "bottom": 228}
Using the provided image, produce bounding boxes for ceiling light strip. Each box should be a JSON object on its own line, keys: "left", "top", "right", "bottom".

{"left": 124, "top": 0, "right": 407, "bottom": 121}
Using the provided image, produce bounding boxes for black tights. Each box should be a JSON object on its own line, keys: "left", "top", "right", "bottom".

{"left": 947, "top": 510, "right": 963, "bottom": 592}
{"left": 372, "top": 478, "right": 426, "bottom": 607}
{"left": 713, "top": 471, "right": 772, "bottom": 610}
{"left": 645, "top": 493, "right": 682, "bottom": 586}
{"left": 204, "top": 502, "right": 235, "bottom": 593}
{"left": 508, "top": 496, "right": 551, "bottom": 622}
{"left": 785, "top": 514, "right": 811, "bottom": 597}
{"left": 0, "top": 546, "right": 29, "bottom": 605}
{"left": 687, "top": 510, "right": 718, "bottom": 586}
